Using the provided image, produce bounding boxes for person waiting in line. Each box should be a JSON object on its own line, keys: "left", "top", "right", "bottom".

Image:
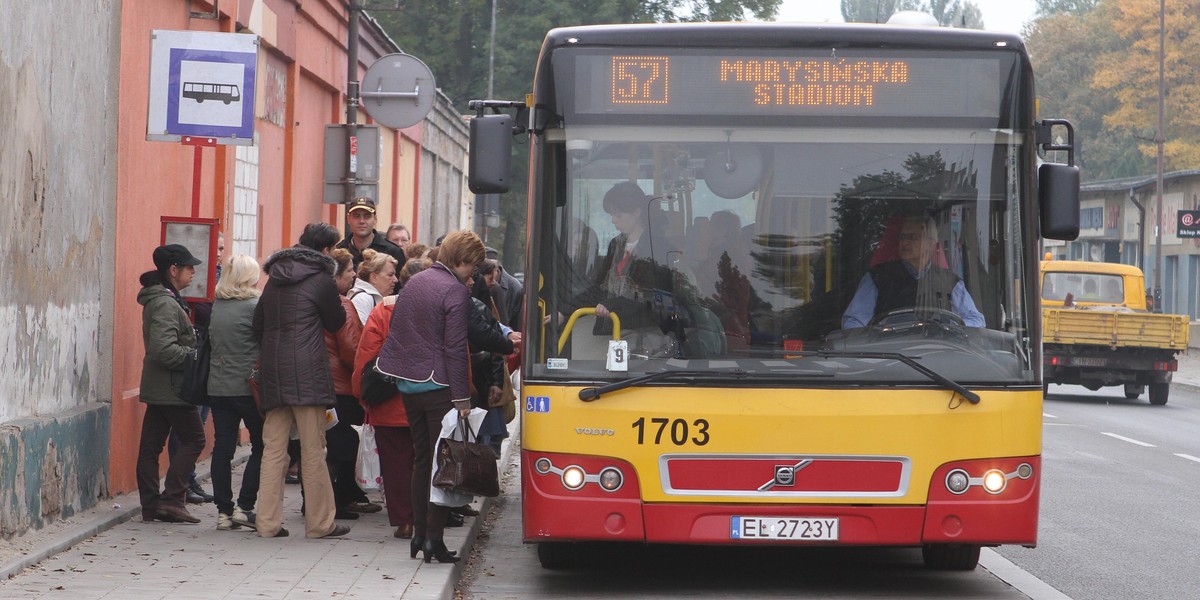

{"left": 376, "top": 229, "right": 488, "bottom": 564}
{"left": 386, "top": 223, "right": 412, "bottom": 250}
{"left": 323, "top": 248, "right": 378, "bottom": 519}
{"left": 842, "top": 215, "right": 984, "bottom": 329}
{"left": 135, "top": 244, "right": 206, "bottom": 524}
{"left": 468, "top": 273, "right": 520, "bottom": 455}
{"left": 349, "top": 248, "right": 398, "bottom": 325}
{"left": 206, "top": 254, "right": 265, "bottom": 531}
{"left": 351, "top": 257, "right": 431, "bottom": 541}
{"left": 253, "top": 222, "right": 351, "bottom": 539}
{"left": 336, "top": 197, "right": 406, "bottom": 279}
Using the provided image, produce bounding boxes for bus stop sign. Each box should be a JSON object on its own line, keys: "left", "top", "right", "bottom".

{"left": 359, "top": 53, "right": 436, "bottom": 130}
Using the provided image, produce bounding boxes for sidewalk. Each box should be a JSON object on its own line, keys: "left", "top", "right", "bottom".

{"left": 1172, "top": 350, "right": 1200, "bottom": 393}
{"left": 0, "top": 424, "right": 518, "bottom": 600}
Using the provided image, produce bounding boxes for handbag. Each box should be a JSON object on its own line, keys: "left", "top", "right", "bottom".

{"left": 180, "top": 333, "right": 211, "bottom": 406}
{"left": 488, "top": 361, "right": 517, "bottom": 408}
{"left": 432, "top": 416, "right": 500, "bottom": 497}
{"left": 247, "top": 364, "right": 261, "bottom": 410}
{"left": 360, "top": 355, "right": 398, "bottom": 406}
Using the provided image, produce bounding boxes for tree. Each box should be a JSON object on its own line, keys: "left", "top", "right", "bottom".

{"left": 1034, "top": 0, "right": 1099, "bottom": 16}
{"left": 1025, "top": 1, "right": 1148, "bottom": 179}
{"left": 840, "top": 0, "right": 984, "bottom": 28}
{"left": 1092, "top": 0, "right": 1200, "bottom": 170}
{"left": 375, "top": 0, "right": 781, "bottom": 272}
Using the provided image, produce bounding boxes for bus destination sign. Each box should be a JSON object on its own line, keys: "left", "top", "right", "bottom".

{"left": 570, "top": 49, "right": 1006, "bottom": 119}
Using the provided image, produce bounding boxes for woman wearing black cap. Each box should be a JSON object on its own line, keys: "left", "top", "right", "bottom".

{"left": 135, "top": 244, "right": 207, "bottom": 524}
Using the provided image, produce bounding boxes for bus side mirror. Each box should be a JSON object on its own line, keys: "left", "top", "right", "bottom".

{"left": 468, "top": 114, "right": 514, "bottom": 194}
{"left": 1039, "top": 163, "right": 1080, "bottom": 241}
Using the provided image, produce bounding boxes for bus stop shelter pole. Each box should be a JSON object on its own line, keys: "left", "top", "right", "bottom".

{"left": 182, "top": 136, "right": 217, "bottom": 218}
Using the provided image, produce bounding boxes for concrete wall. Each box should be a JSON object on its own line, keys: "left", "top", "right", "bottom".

{"left": 0, "top": 2, "right": 119, "bottom": 536}
{"left": 418, "top": 92, "right": 470, "bottom": 242}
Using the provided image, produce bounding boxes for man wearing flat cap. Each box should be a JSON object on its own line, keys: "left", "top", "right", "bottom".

{"left": 135, "top": 244, "right": 207, "bottom": 524}
{"left": 335, "top": 198, "right": 406, "bottom": 285}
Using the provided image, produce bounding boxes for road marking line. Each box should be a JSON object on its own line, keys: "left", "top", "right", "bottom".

{"left": 1175, "top": 453, "right": 1200, "bottom": 464}
{"left": 1043, "top": 412, "right": 1057, "bottom": 418}
{"left": 1100, "top": 432, "right": 1156, "bottom": 447}
{"left": 980, "top": 548, "right": 1074, "bottom": 600}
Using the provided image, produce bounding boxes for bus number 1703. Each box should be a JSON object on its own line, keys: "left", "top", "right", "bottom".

{"left": 632, "top": 417, "right": 710, "bottom": 446}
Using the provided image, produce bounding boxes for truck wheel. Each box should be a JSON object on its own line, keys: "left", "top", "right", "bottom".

{"left": 922, "top": 544, "right": 980, "bottom": 570}
{"left": 1124, "top": 384, "right": 1144, "bottom": 400}
{"left": 1149, "top": 383, "right": 1169, "bottom": 406}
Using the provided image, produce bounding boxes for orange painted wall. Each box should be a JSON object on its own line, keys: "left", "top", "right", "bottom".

{"left": 110, "top": 0, "right": 422, "bottom": 495}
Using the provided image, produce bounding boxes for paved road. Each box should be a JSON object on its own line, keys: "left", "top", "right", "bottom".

{"left": 995, "top": 382, "right": 1200, "bottom": 600}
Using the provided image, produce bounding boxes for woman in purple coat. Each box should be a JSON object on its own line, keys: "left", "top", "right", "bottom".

{"left": 377, "top": 229, "right": 486, "bottom": 564}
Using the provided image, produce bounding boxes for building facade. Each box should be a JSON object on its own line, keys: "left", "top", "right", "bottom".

{"left": 1, "top": 0, "right": 468, "bottom": 539}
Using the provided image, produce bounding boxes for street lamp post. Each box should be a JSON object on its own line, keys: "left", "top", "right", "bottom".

{"left": 1153, "top": 0, "right": 1164, "bottom": 312}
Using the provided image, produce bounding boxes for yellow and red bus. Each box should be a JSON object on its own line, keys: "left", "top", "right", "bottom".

{"left": 469, "top": 21, "right": 1079, "bottom": 570}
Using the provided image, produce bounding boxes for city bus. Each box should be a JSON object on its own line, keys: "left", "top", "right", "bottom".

{"left": 468, "top": 21, "right": 1079, "bottom": 570}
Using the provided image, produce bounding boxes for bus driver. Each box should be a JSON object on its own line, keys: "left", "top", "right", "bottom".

{"left": 842, "top": 215, "right": 985, "bottom": 329}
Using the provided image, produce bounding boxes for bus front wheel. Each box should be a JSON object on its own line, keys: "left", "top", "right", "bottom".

{"left": 922, "top": 543, "right": 980, "bottom": 570}
{"left": 537, "top": 541, "right": 578, "bottom": 569}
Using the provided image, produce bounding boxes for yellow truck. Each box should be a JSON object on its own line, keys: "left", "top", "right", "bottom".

{"left": 1041, "top": 260, "right": 1189, "bottom": 405}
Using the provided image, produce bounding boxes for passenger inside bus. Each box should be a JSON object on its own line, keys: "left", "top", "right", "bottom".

{"left": 842, "top": 215, "right": 985, "bottom": 329}
{"left": 579, "top": 182, "right": 700, "bottom": 358}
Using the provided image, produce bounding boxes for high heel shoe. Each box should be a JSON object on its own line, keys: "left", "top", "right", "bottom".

{"left": 410, "top": 534, "right": 458, "bottom": 559}
{"left": 422, "top": 539, "right": 460, "bottom": 564}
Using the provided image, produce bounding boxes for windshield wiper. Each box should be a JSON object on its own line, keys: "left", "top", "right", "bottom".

{"left": 579, "top": 368, "right": 835, "bottom": 401}
{"left": 801, "top": 350, "right": 980, "bottom": 404}
{"left": 579, "top": 370, "right": 739, "bottom": 401}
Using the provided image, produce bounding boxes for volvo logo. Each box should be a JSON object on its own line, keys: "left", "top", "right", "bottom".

{"left": 758, "top": 459, "right": 813, "bottom": 491}
{"left": 575, "top": 427, "right": 615, "bottom": 436}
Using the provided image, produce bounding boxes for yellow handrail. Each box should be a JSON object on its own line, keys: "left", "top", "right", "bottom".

{"left": 558, "top": 308, "right": 622, "bottom": 353}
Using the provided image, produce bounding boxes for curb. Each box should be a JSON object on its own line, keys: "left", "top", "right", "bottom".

{"left": 0, "top": 451, "right": 248, "bottom": 581}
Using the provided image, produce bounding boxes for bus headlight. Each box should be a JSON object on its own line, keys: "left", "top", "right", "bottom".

{"left": 562, "top": 466, "right": 586, "bottom": 490}
{"left": 982, "top": 469, "right": 1007, "bottom": 494}
{"left": 598, "top": 467, "right": 623, "bottom": 492}
{"left": 945, "top": 469, "right": 970, "bottom": 494}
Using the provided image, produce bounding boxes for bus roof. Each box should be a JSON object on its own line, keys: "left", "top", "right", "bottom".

{"left": 542, "top": 22, "right": 1026, "bottom": 53}
{"left": 1039, "top": 260, "right": 1145, "bottom": 277}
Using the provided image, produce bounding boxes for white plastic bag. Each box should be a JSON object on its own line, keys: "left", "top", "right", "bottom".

{"left": 356, "top": 424, "right": 382, "bottom": 491}
{"left": 430, "top": 407, "right": 488, "bottom": 507}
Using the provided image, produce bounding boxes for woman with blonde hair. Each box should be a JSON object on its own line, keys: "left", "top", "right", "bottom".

{"left": 207, "top": 254, "right": 265, "bottom": 530}
{"left": 349, "top": 248, "right": 399, "bottom": 324}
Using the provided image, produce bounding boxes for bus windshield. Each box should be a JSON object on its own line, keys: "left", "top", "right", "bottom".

{"left": 528, "top": 46, "right": 1035, "bottom": 387}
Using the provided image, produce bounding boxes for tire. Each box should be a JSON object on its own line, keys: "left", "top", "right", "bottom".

{"left": 1149, "top": 382, "right": 1170, "bottom": 406}
{"left": 1123, "top": 384, "right": 1144, "bottom": 400}
{"left": 922, "top": 544, "right": 981, "bottom": 570}
{"left": 537, "top": 541, "right": 577, "bottom": 569}
{"left": 1043, "top": 382, "right": 1049, "bottom": 396}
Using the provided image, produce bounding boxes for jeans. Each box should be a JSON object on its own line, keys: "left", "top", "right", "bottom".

{"left": 209, "top": 396, "right": 264, "bottom": 515}
{"left": 137, "top": 404, "right": 205, "bottom": 511}
{"left": 168, "top": 405, "right": 210, "bottom": 486}
{"left": 478, "top": 406, "right": 508, "bottom": 455}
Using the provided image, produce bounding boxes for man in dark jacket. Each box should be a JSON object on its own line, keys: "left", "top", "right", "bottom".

{"left": 136, "top": 244, "right": 206, "bottom": 524}
{"left": 336, "top": 197, "right": 406, "bottom": 279}
{"left": 253, "top": 222, "right": 351, "bottom": 539}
